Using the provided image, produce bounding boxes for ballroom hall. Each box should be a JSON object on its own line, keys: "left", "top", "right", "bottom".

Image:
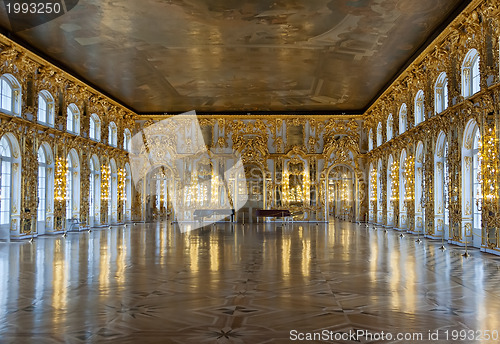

{"left": 1, "top": 0, "right": 500, "bottom": 343}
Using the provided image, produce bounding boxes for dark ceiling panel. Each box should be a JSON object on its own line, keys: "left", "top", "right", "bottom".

{"left": 0, "top": 0, "right": 471, "bottom": 114}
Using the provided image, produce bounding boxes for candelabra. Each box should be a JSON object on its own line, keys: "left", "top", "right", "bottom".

{"left": 283, "top": 171, "right": 289, "bottom": 205}
{"left": 303, "top": 170, "right": 310, "bottom": 204}
{"left": 390, "top": 161, "right": 399, "bottom": 215}
{"left": 118, "top": 168, "right": 126, "bottom": 201}
{"left": 210, "top": 170, "right": 219, "bottom": 205}
{"left": 404, "top": 156, "right": 415, "bottom": 203}
{"left": 101, "top": 164, "right": 110, "bottom": 201}
{"left": 54, "top": 157, "right": 67, "bottom": 201}
{"left": 370, "top": 168, "right": 377, "bottom": 220}
{"left": 403, "top": 155, "right": 415, "bottom": 234}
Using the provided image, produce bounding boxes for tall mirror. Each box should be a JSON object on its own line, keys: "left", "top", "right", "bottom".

{"left": 147, "top": 166, "right": 174, "bottom": 221}
{"left": 288, "top": 162, "right": 304, "bottom": 207}
{"left": 283, "top": 156, "right": 309, "bottom": 220}
{"left": 327, "top": 165, "right": 355, "bottom": 221}
{"left": 240, "top": 165, "right": 264, "bottom": 223}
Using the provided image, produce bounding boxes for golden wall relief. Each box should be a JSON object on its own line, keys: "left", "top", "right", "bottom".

{"left": 132, "top": 116, "right": 363, "bottom": 222}
{"left": 363, "top": 0, "right": 500, "bottom": 247}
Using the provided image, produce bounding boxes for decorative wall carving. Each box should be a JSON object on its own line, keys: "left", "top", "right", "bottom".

{"left": 0, "top": 35, "right": 135, "bottom": 238}
{"left": 364, "top": 0, "right": 500, "bottom": 252}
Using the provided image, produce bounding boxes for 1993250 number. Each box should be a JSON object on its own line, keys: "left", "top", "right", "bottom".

{"left": 6, "top": 2, "right": 62, "bottom": 14}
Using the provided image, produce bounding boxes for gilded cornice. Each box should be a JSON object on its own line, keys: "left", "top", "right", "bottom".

{"left": 139, "top": 114, "right": 363, "bottom": 121}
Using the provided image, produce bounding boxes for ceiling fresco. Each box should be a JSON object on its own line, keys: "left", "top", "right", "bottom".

{"left": 0, "top": 0, "right": 471, "bottom": 114}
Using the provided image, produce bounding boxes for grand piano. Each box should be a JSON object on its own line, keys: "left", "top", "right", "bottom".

{"left": 255, "top": 209, "right": 292, "bottom": 222}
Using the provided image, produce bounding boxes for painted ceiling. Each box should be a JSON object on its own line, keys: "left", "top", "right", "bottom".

{"left": 0, "top": 0, "right": 471, "bottom": 114}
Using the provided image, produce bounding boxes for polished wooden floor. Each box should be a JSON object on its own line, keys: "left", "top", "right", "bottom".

{"left": 1, "top": 221, "right": 500, "bottom": 343}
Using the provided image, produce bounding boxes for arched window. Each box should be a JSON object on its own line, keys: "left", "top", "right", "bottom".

{"left": 462, "top": 49, "right": 481, "bottom": 97}
{"left": 368, "top": 129, "right": 373, "bottom": 151}
{"left": 435, "top": 72, "right": 449, "bottom": 114}
{"left": 89, "top": 155, "right": 101, "bottom": 226}
{"left": 37, "top": 147, "right": 47, "bottom": 223}
{"left": 462, "top": 119, "right": 481, "bottom": 248}
{"left": 89, "top": 158, "right": 94, "bottom": 222}
{"left": 399, "top": 104, "right": 407, "bottom": 134}
{"left": 108, "top": 122, "right": 117, "bottom": 147}
{"left": 399, "top": 149, "right": 407, "bottom": 229}
{"left": 89, "top": 113, "right": 101, "bottom": 141}
{"left": 386, "top": 114, "right": 393, "bottom": 141}
{"left": 387, "top": 154, "right": 394, "bottom": 227}
{"left": 125, "top": 163, "right": 132, "bottom": 221}
{"left": 415, "top": 142, "right": 424, "bottom": 233}
{"left": 37, "top": 90, "right": 55, "bottom": 126}
{"left": 472, "top": 129, "right": 481, "bottom": 245}
{"left": 377, "top": 159, "right": 383, "bottom": 225}
{"left": 66, "top": 104, "right": 80, "bottom": 134}
{"left": 37, "top": 143, "right": 54, "bottom": 234}
{"left": 123, "top": 129, "right": 131, "bottom": 152}
{"left": 434, "top": 132, "right": 449, "bottom": 239}
{"left": 0, "top": 136, "right": 12, "bottom": 226}
{"left": 414, "top": 90, "right": 424, "bottom": 125}
{"left": 109, "top": 159, "right": 118, "bottom": 223}
{"left": 369, "top": 163, "right": 375, "bottom": 222}
{"left": 66, "top": 156, "right": 73, "bottom": 219}
{"left": 0, "top": 74, "right": 21, "bottom": 115}
{"left": 66, "top": 150, "right": 80, "bottom": 221}
{"left": 376, "top": 122, "right": 382, "bottom": 147}
{"left": 0, "top": 134, "right": 21, "bottom": 237}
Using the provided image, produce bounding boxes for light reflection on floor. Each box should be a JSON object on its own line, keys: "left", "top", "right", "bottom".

{"left": 0, "top": 221, "right": 500, "bottom": 343}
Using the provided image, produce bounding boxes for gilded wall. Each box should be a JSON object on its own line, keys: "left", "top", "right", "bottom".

{"left": 0, "top": 35, "right": 135, "bottom": 238}
{"left": 136, "top": 115, "right": 364, "bottom": 222}
{"left": 364, "top": 0, "right": 500, "bottom": 254}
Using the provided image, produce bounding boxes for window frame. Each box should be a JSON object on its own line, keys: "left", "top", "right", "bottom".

{"left": 0, "top": 136, "right": 12, "bottom": 225}
{"left": 399, "top": 104, "right": 407, "bottom": 135}
{"left": 414, "top": 90, "right": 425, "bottom": 125}
{"left": 435, "top": 72, "right": 449, "bottom": 114}
{"left": 376, "top": 122, "right": 382, "bottom": 147}
{"left": 386, "top": 114, "right": 393, "bottom": 141}
{"left": 37, "top": 90, "right": 55, "bottom": 127}
{"left": 461, "top": 49, "right": 481, "bottom": 98}
{"left": 89, "top": 113, "right": 101, "bottom": 141}
{"left": 123, "top": 128, "right": 131, "bottom": 152}
{"left": 108, "top": 121, "right": 117, "bottom": 147}
{"left": 0, "top": 74, "right": 22, "bottom": 115}
{"left": 368, "top": 129, "right": 373, "bottom": 151}
{"left": 66, "top": 104, "right": 80, "bottom": 135}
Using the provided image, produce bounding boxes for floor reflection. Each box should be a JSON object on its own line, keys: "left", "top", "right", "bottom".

{"left": 0, "top": 221, "right": 500, "bottom": 343}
